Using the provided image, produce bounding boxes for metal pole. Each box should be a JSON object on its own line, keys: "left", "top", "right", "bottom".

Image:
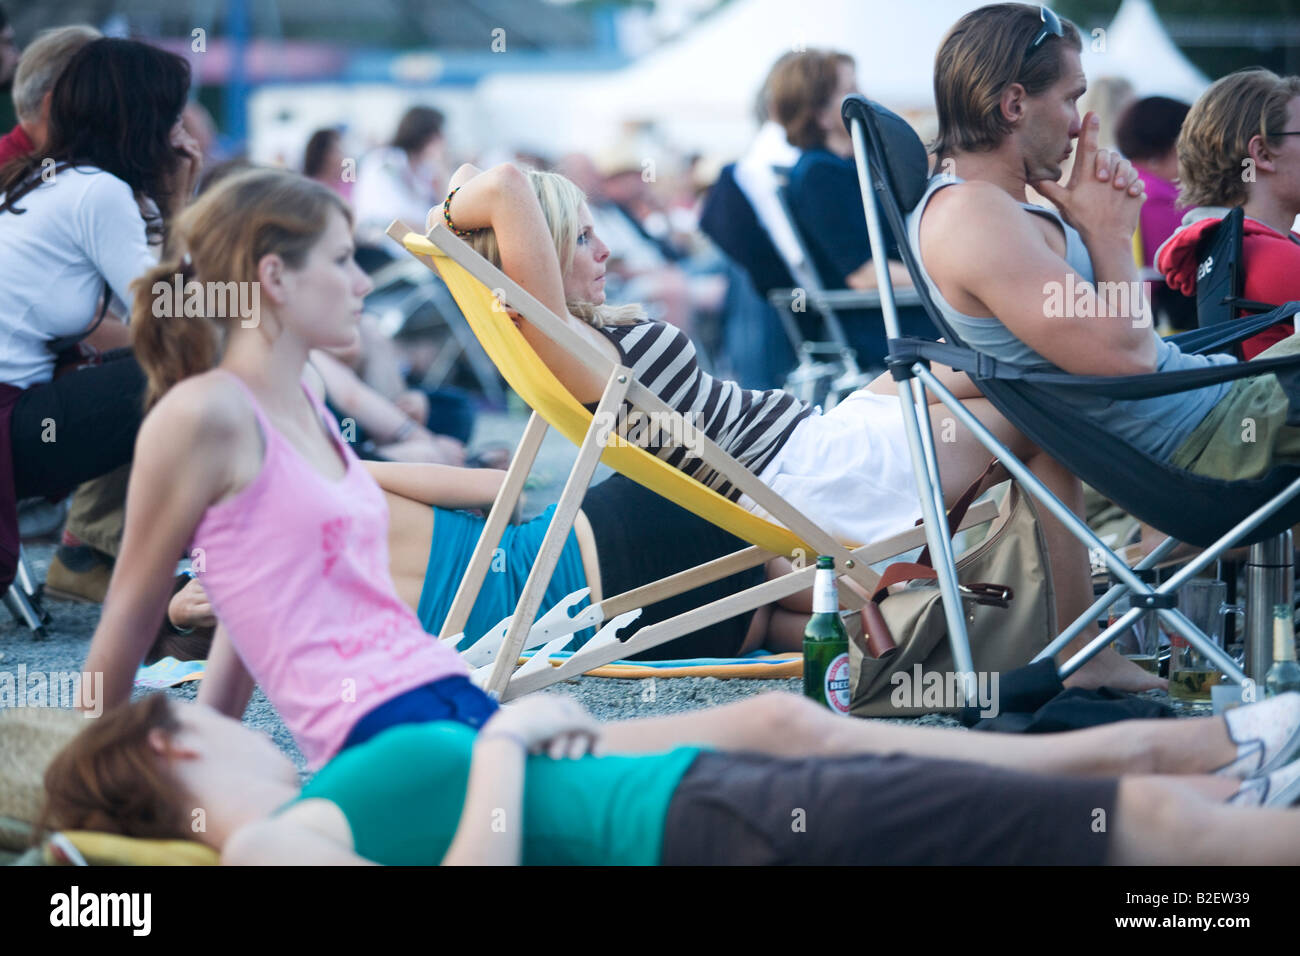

{"left": 848, "top": 117, "right": 975, "bottom": 690}
{"left": 1035, "top": 535, "right": 1182, "bottom": 662}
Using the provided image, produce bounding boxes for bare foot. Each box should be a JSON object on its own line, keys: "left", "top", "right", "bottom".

{"left": 1063, "top": 646, "right": 1168, "bottom": 693}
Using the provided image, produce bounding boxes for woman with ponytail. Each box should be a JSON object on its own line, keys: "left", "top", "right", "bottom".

{"left": 0, "top": 38, "right": 200, "bottom": 597}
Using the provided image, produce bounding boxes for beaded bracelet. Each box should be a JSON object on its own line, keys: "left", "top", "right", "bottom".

{"left": 442, "top": 186, "right": 476, "bottom": 238}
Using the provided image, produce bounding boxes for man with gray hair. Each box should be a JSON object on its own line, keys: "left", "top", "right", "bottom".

{"left": 0, "top": 24, "right": 99, "bottom": 165}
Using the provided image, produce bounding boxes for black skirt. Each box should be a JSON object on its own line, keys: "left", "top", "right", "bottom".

{"left": 582, "top": 474, "right": 766, "bottom": 659}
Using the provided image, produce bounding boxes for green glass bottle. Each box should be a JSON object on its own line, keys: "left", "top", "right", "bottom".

{"left": 803, "top": 556, "right": 851, "bottom": 715}
{"left": 1266, "top": 604, "right": 1300, "bottom": 698}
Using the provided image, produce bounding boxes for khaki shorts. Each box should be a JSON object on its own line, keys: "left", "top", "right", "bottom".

{"left": 1169, "top": 333, "right": 1300, "bottom": 481}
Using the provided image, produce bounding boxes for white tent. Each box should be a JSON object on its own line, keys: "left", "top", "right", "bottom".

{"left": 472, "top": 0, "right": 987, "bottom": 159}
{"left": 1080, "top": 0, "right": 1210, "bottom": 102}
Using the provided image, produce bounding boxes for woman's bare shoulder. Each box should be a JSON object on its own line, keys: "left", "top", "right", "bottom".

{"left": 138, "top": 370, "right": 258, "bottom": 458}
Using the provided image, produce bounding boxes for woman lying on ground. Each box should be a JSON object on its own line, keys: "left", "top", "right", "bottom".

{"left": 40, "top": 692, "right": 1300, "bottom": 865}
{"left": 439, "top": 164, "right": 1159, "bottom": 693}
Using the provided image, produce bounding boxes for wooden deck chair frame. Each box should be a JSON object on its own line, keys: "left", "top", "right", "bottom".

{"left": 386, "top": 219, "right": 996, "bottom": 700}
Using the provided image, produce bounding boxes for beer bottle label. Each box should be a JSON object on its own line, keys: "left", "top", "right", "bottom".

{"left": 824, "top": 652, "right": 851, "bottom": 714}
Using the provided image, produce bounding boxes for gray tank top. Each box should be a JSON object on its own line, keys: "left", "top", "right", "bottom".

{"left": 906, "top": 174, "right": 1234, "bottom": 462}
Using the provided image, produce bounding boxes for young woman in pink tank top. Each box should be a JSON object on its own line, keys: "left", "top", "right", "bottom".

{"left": 81, "top": 169, "right": 494, "bottom": 769}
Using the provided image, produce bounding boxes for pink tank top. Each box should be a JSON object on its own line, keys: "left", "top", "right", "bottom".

{"left": 191, "top": 368, "right": 468, "bottom": 768}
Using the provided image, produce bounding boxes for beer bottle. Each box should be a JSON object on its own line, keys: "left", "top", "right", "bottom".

{"left": 804, "top": 555, "right": 851, "bottom": 714}
{"left": 1266, "top": 604, "right": 1300, "bottom": 698}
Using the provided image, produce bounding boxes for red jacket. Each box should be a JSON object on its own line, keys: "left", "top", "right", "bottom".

{"left": 1156, "top": 209, "right": 1300, "bottom": 359}
{"left": 0, "top": 123, "right": 33, "bottom": 167}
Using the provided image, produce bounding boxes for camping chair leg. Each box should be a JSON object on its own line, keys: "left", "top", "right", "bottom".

{"left": 1035, "top": 536, "right": 1184, "bottom": 663}
{"left": 5, "top": 545, "right": 50, "bottom": 638}
{"left": 1243, "top": 531, "right": 1293, "bottom": 683}
{"left": 484, "top": 367, "right": 633, "bottom": 697}
{"left": 439, "top": 411, "right": 549, "bottom": 640}
{"left": 597, "top": 545, "right": 774, "bottom": 619}
{"left": 889, "top": 367, "right": 977, "bottom": 685}
{"left": 914, "top": 365, "right": 1300, "bottom": 685}
{"left": 1053, "top": 489, "right": 1300, "bottom": 684}
{"left": 913, "top": 366, "right": 1189, "bottom": 595}
{"left": 848, "top": 115, "right": 976, "bottom": 690}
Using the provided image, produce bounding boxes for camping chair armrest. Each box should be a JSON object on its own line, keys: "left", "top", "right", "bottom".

{"left": 1169, "top": 302, "right": 1300, "bottom": 356}
{"left": 888, "top": 334, "right": 1300, "bottom": 401}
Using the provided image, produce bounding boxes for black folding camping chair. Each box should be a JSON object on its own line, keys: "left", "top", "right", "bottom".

{"left": 841, "top": 93, "right": 1300, "bottom": 692}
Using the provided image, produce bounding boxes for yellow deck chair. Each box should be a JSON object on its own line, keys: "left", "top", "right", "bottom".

{"left": 387, "top": 221, "right": 995, "bottom": 699}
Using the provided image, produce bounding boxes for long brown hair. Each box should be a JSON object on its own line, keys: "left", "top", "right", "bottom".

{"left": 932, "top": 3, "right": 1082, "bottom": 158}
{"left": 1177, "top": 68, "right": 1300, "bottom": 208}
{"left": 130, "top": 167, "right": 353, "bottom": 411}
{"left": 37, "top": 695, "right": 190, "bottom": 842}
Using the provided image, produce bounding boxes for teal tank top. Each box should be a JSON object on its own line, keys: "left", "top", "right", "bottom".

{"left": 293, "top": 722, "right": 701, "bottom": 865}
{"left": 905, "top": 174, "right": 1235, "bottom": 463}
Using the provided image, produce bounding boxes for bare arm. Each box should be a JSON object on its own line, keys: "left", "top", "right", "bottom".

{"left": 361, "top": 461, "right": 506, "bottom": 508}
{"left": 84, "top": 315, "right": 133, "bottom": 351}
{"left": 846, "top": 259, "right": 914, "bottom": 291}
{"left": 441, "top": 736, "right": 526, "bottom": 866}
{"left": 922, "top": 183, "right": 1155, "bottom": 377}
{"left": 309, "top": 350, "right": 423, "bottom": 444}
{"left": 442, "top": 697, "right": 600, "bottom": 866}
{"left": 195, "top": 623, "right": 256, "bottom": 718}
{"left": 82, "top": 380, "right": 239, "bottom": 711}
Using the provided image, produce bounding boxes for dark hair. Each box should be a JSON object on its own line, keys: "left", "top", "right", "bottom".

{"left": 391, "top": 106, "right": 444, "bottom": 156}
{"left": 38, "top": 695, "right": 190, "bottom": 841}
{"left": 302, "top": 128, "right": 341, "bottom": 179}
{"left": 768, "top": 49, "right": 855, "bottom": 150}
{"left": 1115, "top": 96, "right": 1190, "bottom": 163}
{"left": 0, "top": 38, "right": 191, "bottom": 240}
{"left": 933, "top": 3, "right": 1082, "bottom": 157}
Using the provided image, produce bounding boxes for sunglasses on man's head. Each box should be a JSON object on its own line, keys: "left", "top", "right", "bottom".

{"left": 1026, "top": 5, "right": 1064, "bottom": 57}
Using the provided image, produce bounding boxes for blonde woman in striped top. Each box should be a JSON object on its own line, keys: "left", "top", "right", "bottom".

{"left": 443, "top": 163, "right": 1162, "bottom": 693}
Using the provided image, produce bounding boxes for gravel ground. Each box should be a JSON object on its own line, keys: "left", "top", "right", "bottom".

{"left": 2, "top": 407, "right": 1201, "bottom": 780}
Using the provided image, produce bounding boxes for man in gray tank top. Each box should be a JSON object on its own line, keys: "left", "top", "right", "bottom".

{"left": 909, "top": 4, "right": 1234, "bottom": 465}
{"left": 893, "top": 3, "right": 1250, "bottom": 695}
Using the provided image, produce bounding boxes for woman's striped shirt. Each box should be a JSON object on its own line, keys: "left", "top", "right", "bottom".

{"left": 593, "top": 320, "right": 813, "bottom": 500}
